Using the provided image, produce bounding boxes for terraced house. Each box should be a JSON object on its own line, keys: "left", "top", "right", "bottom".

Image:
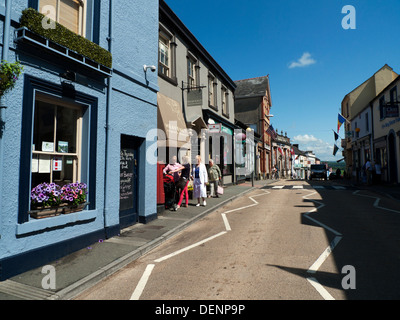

{"left": 0, "top": 0, "right": 158, "bottom": 280}
{"left": 157, "top": 0, "right": 238, "bottom": 186}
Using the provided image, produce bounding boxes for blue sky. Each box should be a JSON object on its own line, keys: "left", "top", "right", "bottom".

{"left": 165, "top": 0, "right": 400, "bottom": 161}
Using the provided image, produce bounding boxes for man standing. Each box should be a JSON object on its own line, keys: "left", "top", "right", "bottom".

{"left": 208, "top": 159, "right": 222, "bottom": 198}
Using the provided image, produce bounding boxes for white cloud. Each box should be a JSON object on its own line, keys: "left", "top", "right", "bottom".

{"left": 288, "top": 52, "right": 316, "bottom": 69}
{"left": 293, "top": 134, "right": 338, "bottom": 161}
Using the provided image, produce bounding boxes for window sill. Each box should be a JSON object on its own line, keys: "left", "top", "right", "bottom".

{"left": 158, "top": 72, "right": 178, "bottom": 86}
{"left": 16, "top": 209, "right": 98, "bottom": 237}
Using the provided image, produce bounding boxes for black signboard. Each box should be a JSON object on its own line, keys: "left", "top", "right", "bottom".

{"left": 120, "top": 148, "right": 135, "bottom": 211}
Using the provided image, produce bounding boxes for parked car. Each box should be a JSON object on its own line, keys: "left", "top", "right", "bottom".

{"left": 309, "top": 164, "right": 327, "bottom": 180}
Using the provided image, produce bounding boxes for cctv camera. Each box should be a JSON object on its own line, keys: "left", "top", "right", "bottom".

{"left": 144, "top": 65, "right": 156, "bottom": 73}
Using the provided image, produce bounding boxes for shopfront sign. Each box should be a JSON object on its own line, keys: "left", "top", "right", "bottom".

{"left": 208, "top": 123, "right": 221, "bottom": 133}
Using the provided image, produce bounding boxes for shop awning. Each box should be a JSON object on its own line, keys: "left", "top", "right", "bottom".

{"left": 157, "top": 92, "right": 189, "bottom": 148}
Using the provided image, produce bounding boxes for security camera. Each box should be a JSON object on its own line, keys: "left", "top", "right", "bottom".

{"left": 144, "top": 65, "right": 156, "bottom": 73}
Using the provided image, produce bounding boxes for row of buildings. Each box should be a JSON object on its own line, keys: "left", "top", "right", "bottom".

{"left": 0, "top": 0, "right": 316, "bottom": 280}
{"left": 341, "top": 64, "right": 400, "bottom": 184}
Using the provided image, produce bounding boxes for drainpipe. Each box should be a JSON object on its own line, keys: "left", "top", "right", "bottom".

{"left": 0, "top": 0, "right": 12, "bottom": 232}
{"left": 103, "top": 0, "right": 113, "bottom": 238}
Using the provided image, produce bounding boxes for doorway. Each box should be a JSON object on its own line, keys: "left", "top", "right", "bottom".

{"left": 119, "top": 135, "right": 140, "bottom": 229}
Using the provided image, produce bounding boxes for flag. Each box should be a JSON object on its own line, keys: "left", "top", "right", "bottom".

{"left": 333, "top": 144, "right": 339, "bottom": 156}
{"left": 337, "top": 113, "right": 347, "bottom": 133}
{"left": 278, "top": 147, "right": 283, "bottom": 155}
{"left": 266, "top": 125, "right": 277, "bottom": 139}
{"left": 333, "top": 129, "right": 339, "bottom": 141}
{"left": 290, "top": 147, "right": 295, "bottom": 156}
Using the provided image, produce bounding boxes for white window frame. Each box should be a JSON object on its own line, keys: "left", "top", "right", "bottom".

{"left": 39, "top": 0, "right": 86, "bottom": 36}
{"left": 32, "top": 93, "right": 83, "bottom": 186}
{"left": 159, "top": 32, "right": 170, "bottom": 77}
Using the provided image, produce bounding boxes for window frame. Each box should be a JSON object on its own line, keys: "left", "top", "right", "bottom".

{"left": 187, "top": 52, "right": 199, "bottom": 91}
{"left": 19, "top": 76, "right": 98, "bottom": 223}
{"left": 221, "top": 86, "right": 229, "bottom": 118}
{"left": 38, "top": 0, "right": 87, "bottom": 36}
{"left": 379, "top": 96, "right": 386, "bottom": 120}
{"left": 208, "top": 73, "right": 218, "bottom": 110}
{"left": 158, "top": 32, "right": 170, "bottom": 78}
{"left": 31, "top": 93, "right": 83, "bottom": 188}
{"left": 158, "top": 24, "right": 177, "bottom": 85}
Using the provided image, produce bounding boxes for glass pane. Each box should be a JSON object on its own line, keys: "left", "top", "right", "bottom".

{"left": 53, "top": 155, "right": 76, "bottom": 187}
{"left": 56, "top": 106, "right": 78, "bottom": 153}
{"left": 33, "top": 101, "right": 55, "bottom": 152}
{"left": 39, "top": 0, "right": 57, "bottom": 15}
{"left": 60, "top": 0, "right": 80, "bottom": 34}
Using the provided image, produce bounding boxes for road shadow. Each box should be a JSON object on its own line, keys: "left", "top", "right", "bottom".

{"left": 259, "top": 179, "right": 400, "bottom": 299}
{"left": 296, "top": 180, "right": 400, "bottom": 299}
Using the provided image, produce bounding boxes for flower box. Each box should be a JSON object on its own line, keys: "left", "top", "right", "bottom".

{"left": 29, "top": 203, "right": 67, "bottom": 219}
{"left": 30, "top": 182, "right": 88, "bottom": 219}
{"left": 63, "top": 202, "right": 89, "bottom": 215}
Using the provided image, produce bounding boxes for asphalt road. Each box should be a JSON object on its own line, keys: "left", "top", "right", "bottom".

{"left": 76, "top": 179, "right": 400, "bottom": 300}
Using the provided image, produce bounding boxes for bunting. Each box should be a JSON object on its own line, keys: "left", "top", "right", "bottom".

{"left": 266, "top": 125, "right": 277, "bottom": 139}
{"left": 337, "top": 113, "right": 348, "bottom": 133}
{"left": 333, "top": 129, "right": 339, "bottom": 141}
{"left": 333, "top": 144, "right": 339, "bottom": 156}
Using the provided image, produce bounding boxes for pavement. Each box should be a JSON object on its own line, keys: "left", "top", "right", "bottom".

{"left": 0, "top": 179, "right": 273, "bottom": 300}
{"left": 0, "top": 177, "right": 398, "bottom": 300}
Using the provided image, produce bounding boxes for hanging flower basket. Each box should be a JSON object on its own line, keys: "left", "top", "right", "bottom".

{"left": 0, "top": 60, "right": 23, "bottom": 97}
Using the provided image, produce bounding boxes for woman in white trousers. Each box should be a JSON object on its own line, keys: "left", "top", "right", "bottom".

{"left": 192, "top": 155, "right": 208, "bottom": 206}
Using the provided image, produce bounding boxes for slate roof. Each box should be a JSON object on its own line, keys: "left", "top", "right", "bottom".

{"left": 234, "top": 76, "right": 270, "bottom": 98}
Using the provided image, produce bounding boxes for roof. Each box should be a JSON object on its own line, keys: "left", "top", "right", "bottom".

{"left": 234, "top": 76, "right": 270, "bottom": 99}
{"left": 341, "top": 64, "right": 397, "bottom": 104}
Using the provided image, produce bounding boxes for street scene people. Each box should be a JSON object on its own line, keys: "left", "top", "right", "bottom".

{"left": 192, "top": 155, "right": 208, "bottom": 207}
{"left": 207, "top": 159, "right": 222, "bottom": 198}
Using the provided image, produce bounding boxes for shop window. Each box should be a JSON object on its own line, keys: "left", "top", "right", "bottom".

{"left": 39, "top": 0, "right": 86, "bottom": 36}
{"left": 19, "top": 76, "right": 98, "bottom": 223}
{"left": 31, "top": 94, "right": 82, "bottom": 189}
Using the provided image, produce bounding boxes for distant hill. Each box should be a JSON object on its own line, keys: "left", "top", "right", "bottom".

{"left": 323, "top": 161, "right": 346, "bottom": 171}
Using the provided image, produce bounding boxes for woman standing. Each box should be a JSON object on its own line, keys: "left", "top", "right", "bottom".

{"left": 192, "top": 155, "right": 208, "bottom": 206}
{"left": 171, "top": 156, "right": 191, "bottom": 210}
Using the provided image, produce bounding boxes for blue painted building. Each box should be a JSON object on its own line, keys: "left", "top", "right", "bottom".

{"left": 0, "top": 0, "right": 158, "bottom": 280}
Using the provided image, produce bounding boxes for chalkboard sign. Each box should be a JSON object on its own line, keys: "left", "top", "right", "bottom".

{"left": 120, "top": 148, "right": 135, "bottom": 211}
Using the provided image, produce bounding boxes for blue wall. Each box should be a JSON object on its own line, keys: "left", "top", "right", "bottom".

{"left": 0, "top": 0, "right": 158, "bottom": 279}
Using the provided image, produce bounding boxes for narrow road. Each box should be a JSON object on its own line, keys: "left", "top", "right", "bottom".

{"left": 76, "top": 180, "right": 400, "bottom": 300}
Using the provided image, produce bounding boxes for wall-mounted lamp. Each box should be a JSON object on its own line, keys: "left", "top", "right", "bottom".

{"left": 143, "top": 65, "right": 156, "bottom": 73}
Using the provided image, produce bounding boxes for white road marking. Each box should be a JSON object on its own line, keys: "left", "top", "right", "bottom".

{"left": 221, "top": 213, "right": 231, "bottom": 231}
{"left": 307, "top": 277, "right": 335, "bottom": 300}
{"left": 353, "top": 190, "right": 400, "bottom": 214}
{"left": 332, "top": 186, "right": 345, "bottom": 190}
{"left": 302, "top": 191, "right": 341, "bottom": 300}
{"left": 307, "top": 236, "right": 342, "bottom": 274}
{"left": 154, "top": 231, "right": 227, "bottom": 263}
{"left": 130, "top": 264, "right": 155, "bottom": 300}
{"left": 292, "top": 185, "right": 303, "bottom": 189}
{"left": 272, "top": 186, "right": 284, "bottom": 189}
